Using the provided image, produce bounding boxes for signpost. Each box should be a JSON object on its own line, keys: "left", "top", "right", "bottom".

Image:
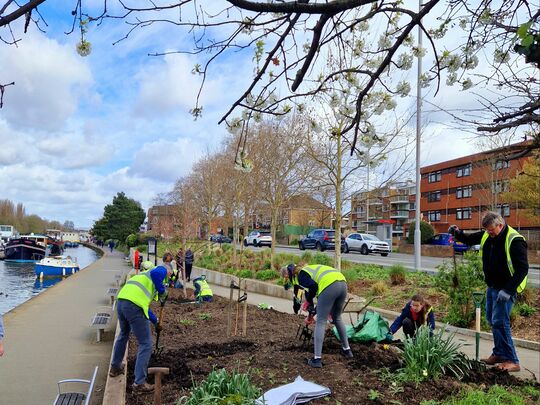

{"left": 147, "top": 237, "right": 157, "bottom": 266}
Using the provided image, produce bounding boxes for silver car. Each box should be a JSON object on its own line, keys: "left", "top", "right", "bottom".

{"left": 344, "top": 233, "right": 390, "bottom": 256}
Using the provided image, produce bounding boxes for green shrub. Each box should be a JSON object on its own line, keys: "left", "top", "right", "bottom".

{"left": 125, "top": 233, "right": 138, "bottom": 247}
{"left": 388, "top": 264, "right": 407, "bottom": 285}
{"left": 256, "top": 269, "right": 280, "bottom": 281}
{"left": 435, "top": 252, "right": 484, "bottom": 327}
{"left": 300, "top": 251, "right": 314, "bottom": 263}
{"left": 289, "top": 238, "right": 299, "bottom": 246}
{"left": 313, "top": 252, "right": 332, "bottom": 266}
{"left": 237, "top": 269, "right": 254, "bottom": 279}
{"left": 178, "top": 368, "right": 261, "bottom": 405}
{"left": 518, "top": 303, "right": 536, "bottom": 317}
{"left": 221, "top": 243, "right": 233, "bottom": 252}
{"left": 407, "top": 220, "right": 435, "bottom": 244}
{"left": 342, "top": 268, "right": 361, "bottom": 282}
{"left": 371, "top": 281, "right": 388, "bottom": 296}
{"left": 400, "top": 326, "right": 476, "bottom": 382}
{"left": 517, "top": 288, "right": 535, "bottom": 305}
{"left": 437, "top": 384, "right": 539, "bottom": 404}
{"left": 262, "top": 260, "right": 272, "bottom": 270}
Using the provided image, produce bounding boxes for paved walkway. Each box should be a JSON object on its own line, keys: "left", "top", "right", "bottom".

{"left": 0, "top": 248, "right": 125, "bottom": 405}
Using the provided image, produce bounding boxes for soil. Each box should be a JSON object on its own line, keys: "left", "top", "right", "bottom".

{"left": 126, "top": 289, "right": 536, "bottom": 405}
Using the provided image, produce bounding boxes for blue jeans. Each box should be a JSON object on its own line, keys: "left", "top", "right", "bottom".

{"left": 486, "top": 287, "right": 519, "bottom": 364}
{"left": 111, "top": 299, "right": 153, "bottom": 385}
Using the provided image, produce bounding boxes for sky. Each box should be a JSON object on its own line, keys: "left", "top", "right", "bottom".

{"left": 0, "top": 2, "right": 501, "bottom": 229}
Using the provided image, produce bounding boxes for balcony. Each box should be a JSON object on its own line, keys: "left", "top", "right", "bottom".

{"left": 367, "top": 199, "right": 383, "bottom": 205}
{"left": 390, "top": 210, "right": 409, "bottom": 218}
{"left": 390, "top": 195, "right": 409, "bottom": 204}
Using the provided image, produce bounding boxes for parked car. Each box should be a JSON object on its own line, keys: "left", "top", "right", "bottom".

{"left": 428, "top": 233, "right": 468, "bottom": 253}
{"left": 299, "top": 229, "right": 346, "bottom": 252}
{"left": 344, "top": 233, "right": 390, "bottom": 256}
{"left": 209, "top": 234, "right": 232, "bottom": 244}
{"left": 243, "top": 230, "right": 272, "bottom": 247}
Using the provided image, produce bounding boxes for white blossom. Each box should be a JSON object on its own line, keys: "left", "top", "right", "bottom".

{"left": 463, "top": 55, "right": 479, "bottom": 70}
{"left": 397, "top": 53, "right": 413, "bottom": 70}
{"left": 447, "top": 54, "right": 462, "bottom": 73}
{"left": 396, "top": 81, "right": 411, "bottom": 97}
{"left": 494, "top": 49, "right": 510, "bottom": 64}
{"left": 358, "top": 21, "right": 369, "bottom": 31}
{"left": 461, "top": 78, "right": 473, "bottom": 90}
{"left": 459, "top": 19, "right": 468, "bottom": 29}
{"left": 412, "top": 46, "right": 427, "bottom": 58}
{"left": 446, "top": 72, "right": 458, "bottom": 86}
{"left": 378, "top": 35, "right": 392, "bottom": 50}
{"left": 419, "top": 73, "right": 431, "bottom": 88}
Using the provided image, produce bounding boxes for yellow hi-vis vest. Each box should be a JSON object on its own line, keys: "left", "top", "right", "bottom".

{"left": 294, "top": 264, "right": 346, "bottom": 296}
{"left": 479, "top": 225, "right": 527, "bottom": 293}
{"left": 195, "top": 279, "right": 213, "bottom": 298}
{"left": 118, "top": 271, "right": 160, "bottom": 319}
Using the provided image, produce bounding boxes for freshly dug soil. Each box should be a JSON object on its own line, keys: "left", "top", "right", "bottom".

{"left": 126, "top": 289, "right": 533, "bottom": 405}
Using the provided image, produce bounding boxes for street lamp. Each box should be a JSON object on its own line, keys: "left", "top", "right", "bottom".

{"left": 147, "top": 237, "right": 157, "bottom": 266}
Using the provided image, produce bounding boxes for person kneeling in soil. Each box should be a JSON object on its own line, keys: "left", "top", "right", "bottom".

{"left": 109, "top": 264, "right": 173, "bottom": 393}
{"left": 192, "top": 275, "right": 213, "bottom": 303}
{"left": 282, "top": 263, "right": 353, "bottom": 368}
{"left": 389, "top": 294, "right": 435, "bottom": 339}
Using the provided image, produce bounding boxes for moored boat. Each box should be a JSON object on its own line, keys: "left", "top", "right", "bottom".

{"left": 35, "top": 255, "right": 80, "bottom": 277}
{"left": 4, "top": 235, "right": 47, "bottom": 262}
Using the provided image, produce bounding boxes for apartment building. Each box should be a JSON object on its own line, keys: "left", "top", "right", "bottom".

{"left": 420, "top": 141, "right": 538, "bottom": 234}
{"left": 350, "top": 181, "right": 415, "bottom": 237}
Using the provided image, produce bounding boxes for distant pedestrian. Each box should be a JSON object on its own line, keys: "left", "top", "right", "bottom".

{"left": 185, "top": 248, "right": 194, "bottom": 282}
{"left": 0, "top": 313, "right": 4, "bottom": 356}
{"left": 109, "top": 264, "right": 173, "bottom": 392}
{"left": 108, "top": 240, "right": 115, "bottom": 252}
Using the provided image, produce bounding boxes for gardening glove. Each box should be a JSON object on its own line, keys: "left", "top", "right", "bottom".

{"left": 293, "top": 297, "right": 301, "bottom": 314}
{"left": 385, "top": 332, "right": 394, "bottom": 342}
{"left": 307, "top": 304, "right": 317, "bottom": 316}
{"left": 159, "top": 291, "right": 168, "bottom": 306}
{"left": 496, "top": 289, "right": 511, "bottom": 303}
{"left": 447, "top": 225, "right": 459, "bottom": 236}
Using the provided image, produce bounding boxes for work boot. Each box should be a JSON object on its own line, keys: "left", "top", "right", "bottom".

{"left": 481, "top": 354, "right": 504, "bottom": 365}
{"left": 132, "top": 382, "right": 154, "bottom": 393}
{"left": 341, "top": 348, "right": 354, "bottom": 359}
{"left": 496, "top": 361, "right": 520, "bottom": 372}
{"left": 108, "top": 364, "right": 125, "bottom": 377}
{"left": 306, "top": 357, "right": 322, "bottom": 368}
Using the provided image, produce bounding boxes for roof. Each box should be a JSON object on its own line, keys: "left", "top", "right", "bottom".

{"left": 284, "top": 194, "right": 332, "bottom": 210}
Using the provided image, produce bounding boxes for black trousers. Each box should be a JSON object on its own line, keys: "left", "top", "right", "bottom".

{"left": 402, "top": 318, "right": 416, "bottom": 339}
{"left": 185, "top": 263, "right": 193, "bottom": 281}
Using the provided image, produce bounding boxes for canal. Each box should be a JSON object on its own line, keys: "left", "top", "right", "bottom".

{"left": 0, "top": 245, "right": 101, "bottom": 315}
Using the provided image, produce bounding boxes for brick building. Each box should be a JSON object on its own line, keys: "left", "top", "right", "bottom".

{"left": 420, "top": 141, "right": 538, "bottom": 234}
{"left": 350, "top": 181, "right": 415, "bottom": 238}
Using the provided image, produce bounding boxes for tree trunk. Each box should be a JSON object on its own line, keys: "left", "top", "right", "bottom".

{"left": 270, "top": 207, "right": 279, "bottom": 271}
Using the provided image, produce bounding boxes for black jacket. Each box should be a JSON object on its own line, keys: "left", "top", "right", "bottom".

{"left": 454, "top": 225, "right": 528, "bottom": 294}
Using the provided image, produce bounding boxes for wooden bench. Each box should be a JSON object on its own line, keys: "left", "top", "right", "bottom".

{"left": 107, "top": 287, "right": 119, "bottom": 305}
{"left": 53, "top": 366, "right": 98, "bottom": 405}
{"left": 90, "top": 304, "right": 115, "bottom": 342}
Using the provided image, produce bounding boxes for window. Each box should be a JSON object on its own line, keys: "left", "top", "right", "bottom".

{"left": 456, "top": 185, "right": 472, "bottom": 199}
{"left": 493, "top": 160, "right": 510, "bottom": 170}
{"left": 456, "top": 164, "right": 472, "bottom": 177}
{"left": 428, "top": 191, "right": 441, "bottom": 202}
{"left": 409, "top": 202, "right": 416, "bottom": 210}
{"left": 497, "top": 204, "right": 510, "bottom": 217}
{"left": 493, "top": 180, "right": 510, "bottom": 194}
{"left": 428, "top": 211, "right": 441, "bottom": 221}
{"left": 456, "top": 208, "right": 472, "bottom": 220}
{"left": 428, "top": 171, "right": 442, "bottom": 183}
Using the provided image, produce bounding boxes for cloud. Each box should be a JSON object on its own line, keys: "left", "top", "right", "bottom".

{"left": 0, "top": 31, "right": 93, "bottom": 131}
{"left": 128, "top": 137, "right": 204, "bottom": 182}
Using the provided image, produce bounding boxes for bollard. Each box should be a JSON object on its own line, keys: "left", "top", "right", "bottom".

{"left": 472, "top": 291, "right": 484, "bottom": 361}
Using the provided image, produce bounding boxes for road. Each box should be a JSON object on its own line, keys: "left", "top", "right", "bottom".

{"left": 244, "top": 244, "right": 540, "bottom": 287}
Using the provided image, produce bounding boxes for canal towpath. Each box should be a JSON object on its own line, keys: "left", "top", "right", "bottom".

{"left": 0, "top": 248, "right": 126, "bottom": 405}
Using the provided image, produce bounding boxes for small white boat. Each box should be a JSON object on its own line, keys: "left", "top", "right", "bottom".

{"left": 35, "top": 255, "right": 80, "bottom": 277}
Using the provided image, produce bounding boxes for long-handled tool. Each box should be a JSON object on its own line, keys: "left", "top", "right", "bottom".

{"left": 472, "top": 291, "right": 484, "bottom": 361}
{"left": 153, "top": 304, "right": 166, "bottom": 357}
{"left": 227, "top": 279, "right": 240, "bottom": 337}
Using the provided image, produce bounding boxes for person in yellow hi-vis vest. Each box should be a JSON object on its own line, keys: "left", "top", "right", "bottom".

{"left": 449, "top": 211, "right": 528, "bottom": 372}
{"left": 108, "top": 263, "right": 173, "bottom": 392}
{"left": 281, "top": 263, "right": 353, "bottom": 368}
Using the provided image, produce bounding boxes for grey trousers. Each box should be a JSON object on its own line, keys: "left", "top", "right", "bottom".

{"left": 313, "top": 281, "right": 349, "bottom": 358}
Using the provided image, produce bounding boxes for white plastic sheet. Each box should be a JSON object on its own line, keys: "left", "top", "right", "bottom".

{"left": 256, "top": 375, "right": 331, "bottom": 405}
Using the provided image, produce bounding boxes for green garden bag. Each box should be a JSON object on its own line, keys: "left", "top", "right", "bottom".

{"left": 333, "top": 310, "right": 390, "bottom": 343}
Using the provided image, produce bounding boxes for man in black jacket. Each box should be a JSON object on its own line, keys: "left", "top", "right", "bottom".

{"left": 449, "top": 211, "right": 528, "bottom": 372}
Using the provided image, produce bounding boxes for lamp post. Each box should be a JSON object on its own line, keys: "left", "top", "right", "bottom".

{"left": 147, "top": 237, "right": 157, "bottom": 266}
{"left": 414, "top": 0, "right": 423, "bottom": 271}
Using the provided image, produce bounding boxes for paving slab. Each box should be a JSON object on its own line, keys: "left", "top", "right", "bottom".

{"left": 0, "top": 248, "right": 126, "bottom": 405}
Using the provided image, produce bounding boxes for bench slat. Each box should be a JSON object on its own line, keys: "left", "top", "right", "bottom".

{"left": 57, "top": 392, "right": 85, "bottom": 405}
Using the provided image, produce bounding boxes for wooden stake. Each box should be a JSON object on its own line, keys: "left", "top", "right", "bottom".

{"left": 148, "top": 367, "right": 170, "bottom": 405}
{"left": 242, "top": 280, "right": 248, "bottom": 337}
{"left": 234, "top": 277, "right": 241, "bottom": 336}
{"left": 227, "top": 279, "right": 234, "bottom": 337}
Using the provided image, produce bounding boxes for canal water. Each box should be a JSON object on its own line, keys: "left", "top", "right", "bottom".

{"left": 0, "top": 245, "right": 101, "bottom": 315}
